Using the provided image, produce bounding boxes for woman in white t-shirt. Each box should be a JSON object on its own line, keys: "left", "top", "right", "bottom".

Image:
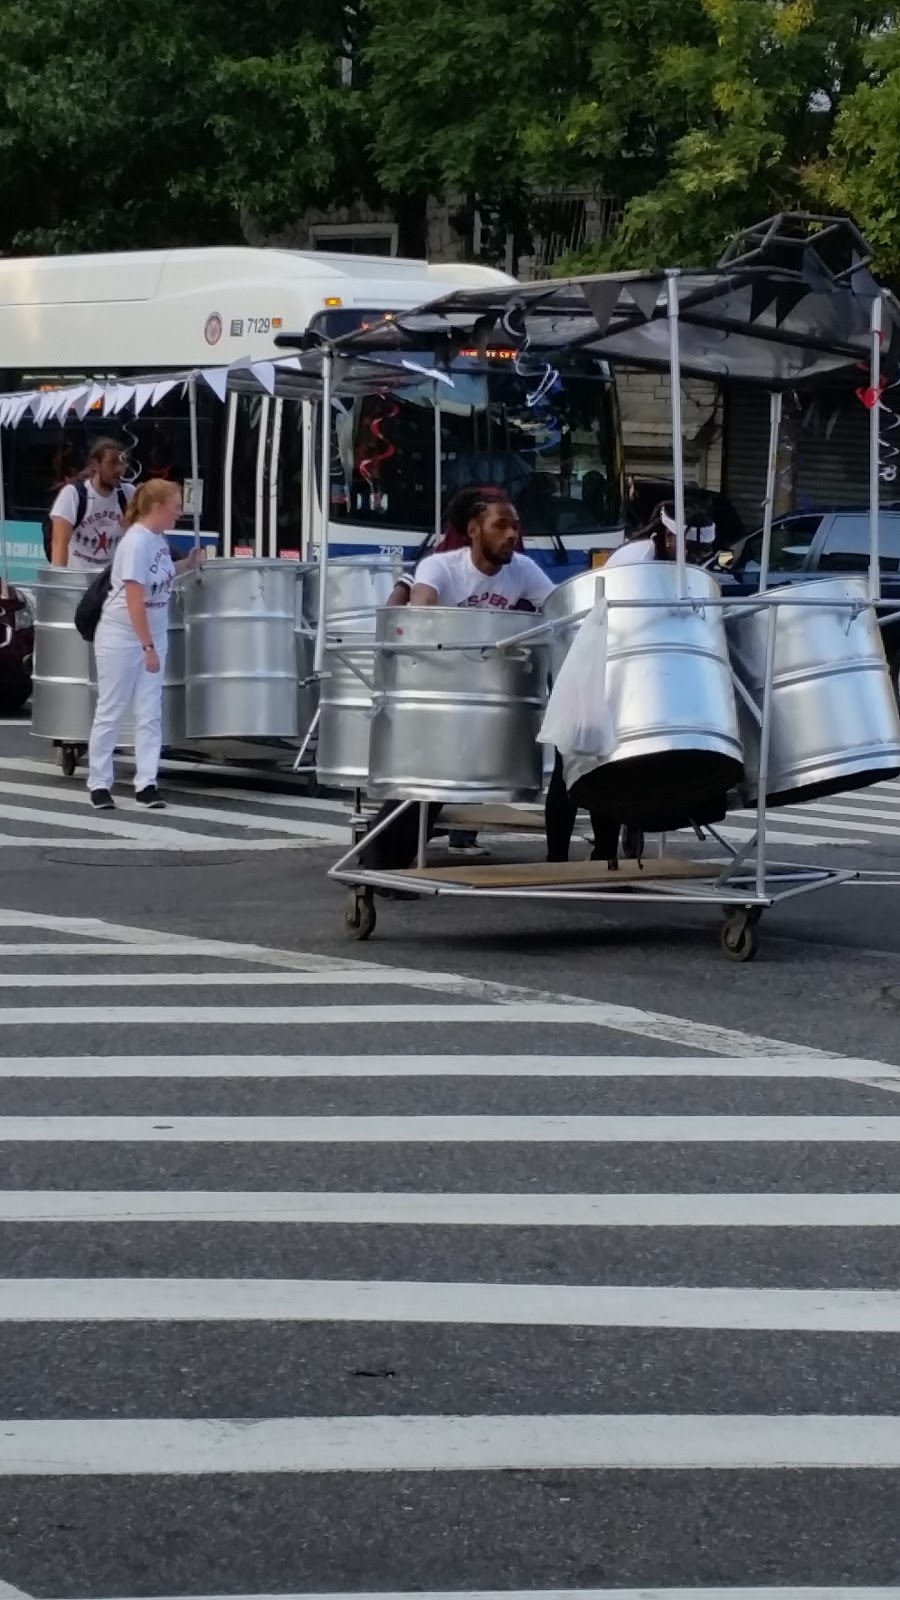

{"left": 86, "top": 479, "right": 205, "bottom": 811}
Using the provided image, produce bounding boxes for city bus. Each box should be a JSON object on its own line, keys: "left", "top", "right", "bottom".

{"left": 0, "top": 246, "right": 625, "bottom": 585}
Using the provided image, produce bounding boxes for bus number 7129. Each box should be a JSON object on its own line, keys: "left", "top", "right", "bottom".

{"left": 246, "top": 317, "right": 271, "bottom": 335}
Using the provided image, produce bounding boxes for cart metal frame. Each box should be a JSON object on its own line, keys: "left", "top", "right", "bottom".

{"left": 322, "top": 236, "right": 897, "bottom": 960}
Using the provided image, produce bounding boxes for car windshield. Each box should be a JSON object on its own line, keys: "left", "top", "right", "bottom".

{"left": 736, "top": 516, "right": 822, "bottom": 573}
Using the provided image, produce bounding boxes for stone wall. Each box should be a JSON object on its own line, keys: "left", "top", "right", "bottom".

{"left": 614, "top": 367, "right": 723, "bottom": 490}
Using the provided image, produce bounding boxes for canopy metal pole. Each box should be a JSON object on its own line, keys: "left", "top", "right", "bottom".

{"left": 665, "top": 271, "right": 687, "bottom": 597}
{"left": 221, "top": 393, "right": 238, "bottom": 558}
{"left": 313, "top": 349, "right": 333, "bottom": 676}
{"left": 0, "top": 429, "right": 8, "bottom": 587}
{"left": 433, "top": 381, "right": 442, "bottom": 546}
{"left": 268, "top": 397, "right": 284, "bottom": 559}
{"left": 869, "top": 293, "right": 883, "bottom": 604}
{"left": 757, "top": 390, "right": 783, "bottom": 595}
{"left": 253, "top": 396, "right": 271, "bottom": 559}
{"left": 188, "top": 377, "right": 201, "bottom": 550}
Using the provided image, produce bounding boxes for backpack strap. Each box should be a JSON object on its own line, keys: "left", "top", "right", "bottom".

{"left": 116, "top": 487, "right": 127, "bottom": 516}
{"left": 73, "top": 480, "right": 89, "bottom": 531}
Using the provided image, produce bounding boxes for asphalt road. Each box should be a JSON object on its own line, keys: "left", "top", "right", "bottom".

{"left": 1, "top": 715, "right": 900, "bottom": 1599}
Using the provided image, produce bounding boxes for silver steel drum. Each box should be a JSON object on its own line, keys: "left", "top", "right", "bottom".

{"left": 727, "top": 576, "right": 900, "bottom": 807}
{"left": 31, "top": 567, "right": 94, "bottom": 741}
{"left": 307, "top": 557, "right": 404, "bottom": 790}
{"left": 162, "top": 583, "right": 186, "bottom": 746}
{"left": 183, "top": 560, "right": 300, "bottom": 741}
{"left": 302, "top": 556, "right": 402, "bottom": 633}
{"left": 367, "top": 606, "right": 548, "bottom": 804}
{"left": 545, "top": 563, "right": 744, "bottom": 828}
{"left": 294, "top": 568, "right": 319, "bottom": 741}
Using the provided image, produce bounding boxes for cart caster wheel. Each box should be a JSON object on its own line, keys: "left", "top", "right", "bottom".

{"left": 344, "top": 890, "right": 376, "bottom": 941}
{"left": 60, "top": 745, "right": 79, "bottom": 778}
{"left": 721, "top": 909, "right": 761, "bottom": 963}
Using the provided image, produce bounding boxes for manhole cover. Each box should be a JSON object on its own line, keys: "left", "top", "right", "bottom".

{"left": 41, "top": 850, "right": 247, "bottom": 869}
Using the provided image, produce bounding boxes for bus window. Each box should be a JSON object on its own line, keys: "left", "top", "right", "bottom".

{"left": 3, "top": 375, "right": 217, "bottom": 527}
{"left": 274, "top": 400, "right": 304, "bottom": 557}
{"left": 320, "top": 353, "right": 623, "bottom": 544}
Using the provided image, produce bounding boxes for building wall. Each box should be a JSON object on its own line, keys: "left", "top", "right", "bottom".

{"left": 614, "top": 367, "right": 723, "bottom": 490}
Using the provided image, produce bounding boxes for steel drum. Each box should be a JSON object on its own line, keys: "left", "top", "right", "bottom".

{"left": 162, "top": 583, "right": 186, "bottom": 746}
{"left": 305, "top": 557, "right": 403, "bottom": 790}
{"left": 183, "top": 559, "right": 300, "bottom": 741}
{"left": 30, "top": 567, "right": 95, "bottom": 741}
{"left": 545, "top": 564, "right": 744, "bottom": 829}
{"left": 727, "top": 576, "right": 900, "bottom": 806}
{"left": 367, "top": 605, "right": 548, "bottom": 804}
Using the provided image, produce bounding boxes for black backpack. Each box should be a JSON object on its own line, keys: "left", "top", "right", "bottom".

{"left": 43, "top": 481, "right": 128, "bottom": 561}
{"left": 74, "top": 564, "right": 113, "bottom": 643}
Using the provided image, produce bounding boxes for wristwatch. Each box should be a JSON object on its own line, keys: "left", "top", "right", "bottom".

{"left": 142, "top": 643, "right": 153, "bottom": 653}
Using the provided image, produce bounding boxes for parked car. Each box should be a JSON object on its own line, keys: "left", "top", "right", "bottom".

{"left": 711, "top": 508, "right": 900, "bottom": 702}
{"left": 0, "top": 579, "right": 34, "bottom": 712}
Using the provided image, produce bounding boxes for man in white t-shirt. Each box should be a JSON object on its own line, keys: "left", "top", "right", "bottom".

{"left": 49, "top": 439, "right": 136, "bottom": 570}
{"left": 410, "top": 497, "right": 554, "bottom": 611}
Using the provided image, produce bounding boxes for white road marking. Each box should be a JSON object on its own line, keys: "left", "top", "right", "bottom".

{"left": 0, "top": 1054, "right": 893, "bottom": 1080}
{"left": 0, "top": 834, "right": 325, "bottom": 853}
{"left": 39, "top": 1589, "right": 900, "bottom": 1600}
{"left": 3, "top": 1190, "right": 900, "bottom": 1227}
{"left": 2, "top": 1113, "right": 899, "bottom": 1142}
{"left": 0, "top": 802, "right": 219, "bottom": 847}
{"left": 3, "top": 1413, "right": 900, "bottom": 1474}
{"left": 0, "top": 1582, "right": 33, "bottom": 1600}
{"left": 0, "top": 969, "right": 489, "bottom": 991}
{"left": 704, "top": 824, "right": 861, "bottom": 848}
{"left": 0, "top": 777, "right": 344, "bottom": 841}
{"left": 42, "top": 1589, "right": 900, "bottom": 1600}
{"left": 0, "top": 907, "right": 885, "bottom": 1063}
{"left": 0, "top": 1000, "right": 851, "bottom": 1061}
{"left": 727, "top": 810, "right": 900, "bottom": 842}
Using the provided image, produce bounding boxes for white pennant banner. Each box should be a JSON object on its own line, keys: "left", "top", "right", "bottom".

{"left": 200, "top": 367, "right": 229, "bottom": 401}
{"left": 110, "top": 385, "right": 136, "bottom": 415}
{"left": 152, "top": 378, "right": 178, "bottom": 406}
{"left": 132, "top": 382, "right": 156, "bottom": 416}
{"left": 250, "top": 360, "right": 276, "bottom": 395}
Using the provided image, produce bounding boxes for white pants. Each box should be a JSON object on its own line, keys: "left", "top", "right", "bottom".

{"left": 88, "top": 633, "right": 166, "bottom": 793}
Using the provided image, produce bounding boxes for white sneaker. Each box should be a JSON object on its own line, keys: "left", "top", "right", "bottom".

{"left": 447, "top": 842, "right": 491, "bottom": 859}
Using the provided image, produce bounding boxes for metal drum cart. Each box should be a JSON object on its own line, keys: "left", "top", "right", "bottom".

{"left": 322, "top": 214, "right": 900, "bottom": 959}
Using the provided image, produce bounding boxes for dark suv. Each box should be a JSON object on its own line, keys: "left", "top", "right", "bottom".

{"left": 0, "top": 581, "right": 34, "bottom": 712}
{"left": 715, "top": 509, "right": 900, "bottom": 701}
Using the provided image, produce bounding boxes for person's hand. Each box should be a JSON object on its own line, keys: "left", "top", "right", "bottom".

{"left": 185, "top": 546, "right": 207, "bottom": 569}
{"left": 143, "top": 645, "right": 161, "bottom": 674}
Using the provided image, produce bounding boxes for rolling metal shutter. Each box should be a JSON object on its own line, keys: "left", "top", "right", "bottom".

{"left": 723, "top": 386, "right": 871, "bottom": 530}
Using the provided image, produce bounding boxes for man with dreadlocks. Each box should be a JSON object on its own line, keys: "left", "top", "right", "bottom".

{"left": 360, "top": 485, "right": 615, "bottom": 875}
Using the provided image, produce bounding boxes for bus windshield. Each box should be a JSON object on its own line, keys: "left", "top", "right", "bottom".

{"left": 323, "top": 351, "right": 623, "bottom": 547}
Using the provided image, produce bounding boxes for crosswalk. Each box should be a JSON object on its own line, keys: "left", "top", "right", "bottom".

{"left": 0, "top": 907, "right": 899, "bottom": 1597}
{"left": 2, "top": 748, "right": 900, "bottom": 861}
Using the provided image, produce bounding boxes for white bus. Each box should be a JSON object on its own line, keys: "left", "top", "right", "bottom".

{"left": 0, "top": 246, "right": 625, "bottom": 584}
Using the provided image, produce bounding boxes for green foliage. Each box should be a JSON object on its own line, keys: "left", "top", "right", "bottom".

{"left": 1, "top": 0, "right": 900, "bottom": 275}
{"left": 0, "top": 0, "right": 366, "bottom": 252}
{"left": 557, "top": 0, "right": 890, "bottom": 271}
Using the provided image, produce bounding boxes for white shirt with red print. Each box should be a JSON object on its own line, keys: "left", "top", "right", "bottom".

{"left": 50, "top": 480, "right": 135, "bottom": 570}
{"left": 413, "top": 548, "right": 553, "bottom": 611}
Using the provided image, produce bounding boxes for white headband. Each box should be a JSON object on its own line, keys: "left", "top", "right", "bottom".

{"left": 661, "top": 506, "right": 716, "bottom": 544}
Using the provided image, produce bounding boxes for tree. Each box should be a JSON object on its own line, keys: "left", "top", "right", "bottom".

{"left": 810, "top": 21, "right": 900, "bottom": 280}
{"left": 0, "top": 0, "right": 370, "bottom": 253}
{"left": 561, "top": 0, "right": 890, "bottom": 271}
{"left": 362, "top": 0, "right": 711, "bottom": 258}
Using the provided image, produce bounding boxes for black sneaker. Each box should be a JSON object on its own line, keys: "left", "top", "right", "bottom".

{"left": 134, "top": 785, "right": 166, "bottom": 810}
{"left": 90, "top": 788, "right": 115, "bottom": 810}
